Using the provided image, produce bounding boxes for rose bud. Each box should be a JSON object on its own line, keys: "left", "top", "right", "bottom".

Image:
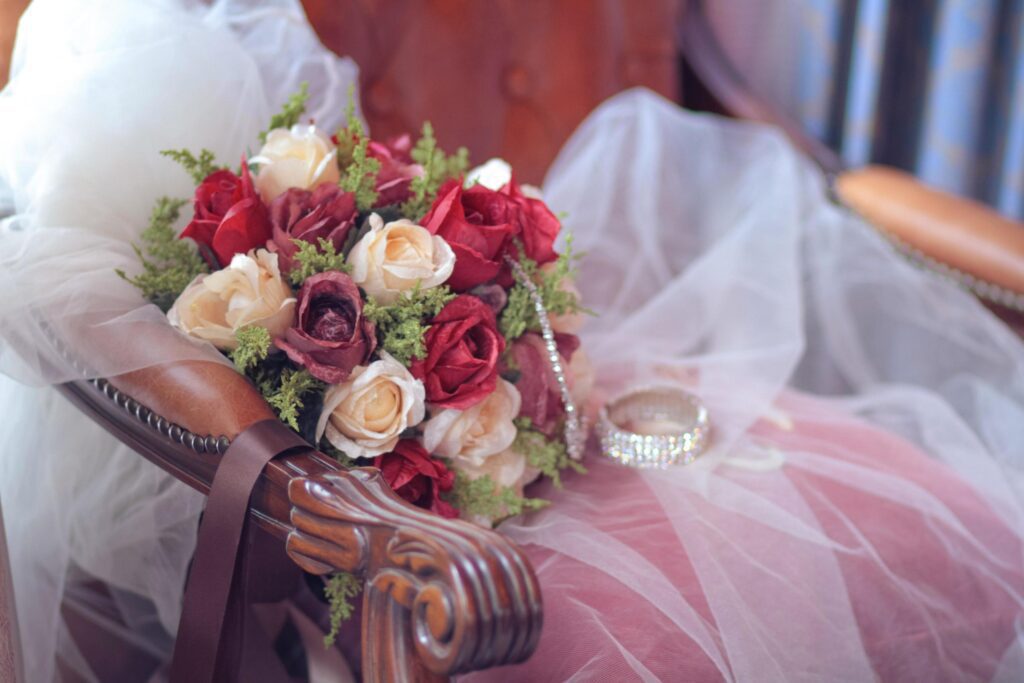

{"left": 268, "top": 184, "right": 358, "bottom": 275}
{"left": 367, "top": 134, "right": 423, "bottom": 207}
{"left": 275, "top": 271, "right": 376, "bottom": 383}
{"left": 372, "top": 440, "right": 458, "bottom": 518}
{"left": 180, "top": 163, "right": 272, "bottom": 268}
{"left": 410, "top": 294, "right": 505, "bottom": 409}
{"left": 421, "top": 180, "right": 518, "bottom": 291}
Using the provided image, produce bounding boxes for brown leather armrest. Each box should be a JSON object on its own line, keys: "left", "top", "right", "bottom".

{"left": 113, "top": 360, "right": 274, "bottom": 440}
{"left": 836, "top": 165, "right": 1024, "bottom": 295}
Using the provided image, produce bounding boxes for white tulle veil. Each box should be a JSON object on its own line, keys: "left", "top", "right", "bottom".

{"left": 0, "top": 1, "right": 358, "bottom": 680}
{"left": 466, "top": 92, "right": 1024, "bottom": 682}
{"left": 2, "top": 0, "right": 1023, "bottom": 681}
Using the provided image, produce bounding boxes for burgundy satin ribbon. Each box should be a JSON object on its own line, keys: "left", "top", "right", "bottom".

{"left": 169, "top": 419, "right": 312, "bottom": 683}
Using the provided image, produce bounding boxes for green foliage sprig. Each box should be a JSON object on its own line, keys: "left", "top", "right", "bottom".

{"left": 323, "top": 572, "right": 362, "bottom": 647}
{"left": 231, "top": 326, "right": 272, "bottom": 373}
{"left": 512, "top": 417, "right": 586, "bottom": 488}
{"left": 445, "top": 472, "right": 548, "bottom": 524}
{"left": 116, "top": 197, "right": 208, "bottom": 312}
{"left": 260, "top": 82, "right": 310, "bottom": 143}
{"left": 160, "top": 148, "right": 222, "bottom": 184}
{"left": 337, "top": 90, "right": 381, "bottom": 211}
{"left": 289, "top": 238, "right": 351, "bottom": 287}
{"left": 400, "top": 121, "right": 470, "bottom": 218}
{"left": 363, "top": 285, "right": 456, "bottom": 366}
{"left": 499, "top": 235, "right": 587, "bottom": 341}
{"left": 261, "top": 368, "right": 324, "bottom": 431}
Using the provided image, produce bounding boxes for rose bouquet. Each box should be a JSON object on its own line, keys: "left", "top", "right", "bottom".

{"left": 119, "top": 86, "right": 591, "bottom": 529}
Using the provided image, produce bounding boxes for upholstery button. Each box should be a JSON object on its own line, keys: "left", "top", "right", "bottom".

{"left": 366, "top": 79, "right": 396, "bottom": 115}
{"left": 623, "top": 54, "right": 658, "bottom": 86}
{"left": 502, "top": 64, "right": 533, "bottom": 99}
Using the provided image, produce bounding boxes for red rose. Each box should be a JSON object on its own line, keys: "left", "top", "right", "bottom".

{"left": 374, "top": 439, "right": 458, "bottom": 518}
{"left": 506, "top": 332, "right": 580, "bottom": 435}
{"left": 421, "top": 181, "right": 518, "bottom": 291}
{"left": 411, "top": 295, "right": 505, "bottom": 409}
{"left": 275, "top": 271, "right": 376, "bottom": 383}
{"left": 500, "top": 178, "right": 560, "bottom": 266}
{"left": 368, "top": 134, "right": 423, "bottom": 207}
{"left": 180, "top": 162, "right": 272, "bottom": 268}
{"left": 267, "top": 184, "right": 357, "bottom": 275}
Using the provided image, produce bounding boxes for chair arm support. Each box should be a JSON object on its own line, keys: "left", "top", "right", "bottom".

{"left": 836, "top": 165, "right": 1024, "bottom": 297}
{"left": 287, "top": 470, "right": 543, "bottom": 680}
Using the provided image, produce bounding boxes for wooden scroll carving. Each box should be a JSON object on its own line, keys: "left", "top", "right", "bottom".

{"left": 287, "top": 469, "right": 543, "bottom": 682}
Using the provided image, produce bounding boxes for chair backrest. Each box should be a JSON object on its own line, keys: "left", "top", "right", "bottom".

{"left": 301, "top": 0, "right": 681, "bottom": 184}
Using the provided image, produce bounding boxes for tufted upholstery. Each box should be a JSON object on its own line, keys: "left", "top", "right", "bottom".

{"left": 302, "top": 0, "right": 681, "bottom": 184}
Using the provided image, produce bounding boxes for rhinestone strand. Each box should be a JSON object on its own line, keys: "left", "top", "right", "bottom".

{"left": 505, "top": 256, "right": 586, "bottom": 460}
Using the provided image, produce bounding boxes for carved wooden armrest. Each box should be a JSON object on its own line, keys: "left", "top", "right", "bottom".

{"left": 288, "top": 470, "right": 542, "bottom": 681}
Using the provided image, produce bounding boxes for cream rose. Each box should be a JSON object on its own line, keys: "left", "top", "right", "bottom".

{"left": 252, "top": 124, "right": 340, "bottom": 202}
{"left": 347, "top": 214, "right": 455, "bottom": 304}
{"left": 422, "top": 379, "right": 521, "bottom": 466}
{"left": 316, "top": 353, "right": 426, "bottom": 458}
{"left": 459, "top": 447, "right": 531, "bottom": 490}
{"left": 167, "top": 249, "right": 295, "bottom": 350}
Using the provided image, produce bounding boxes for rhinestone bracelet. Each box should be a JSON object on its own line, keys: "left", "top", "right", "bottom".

{"left": 597, "top": 386, "right": 710, "bottom": 468}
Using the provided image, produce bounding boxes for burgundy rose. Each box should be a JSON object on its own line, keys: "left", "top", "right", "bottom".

{"left": 410, "top": 295, "right": 505, "bottom": 409}
{"left": 506, "top": 332, "right": 580, "bottom": 435}
{"left": 373, "top": 439, "right": 458, "bottom": 518}
{"left": 275, "top": 271, "right": 376, "bottom": 383}
{"left": 421, "top": 181, "right": 518, "bottom": 291}
{"left": 500, "top": 178, "right": 560, "bottom": 267}
{"left": 368, "top": 134, "right": 423, "bottom": 207}
{"left": 469, "top": 283, "right": 508, "bottom": 317}
{"left": 267, "top": 184, "right": 358, "bottom": 274}
{"left": 181, "top": 162, "right": 272, "bottom": 268}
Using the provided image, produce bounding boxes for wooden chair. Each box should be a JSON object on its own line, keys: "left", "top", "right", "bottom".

{"left": 1, "top": 0, "right": 1021, "bottom": 681}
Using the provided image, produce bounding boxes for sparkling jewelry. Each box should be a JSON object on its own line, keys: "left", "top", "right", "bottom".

{"left": 505, "top": 255, "right": 587, "bottom": 461}
{"left": 597, "top": 386, "right": 709, "bottom": 468}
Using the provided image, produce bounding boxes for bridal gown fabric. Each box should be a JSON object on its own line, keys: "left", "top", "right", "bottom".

{"left": 1, "top": 2, "right": 1023, "bottom": 682}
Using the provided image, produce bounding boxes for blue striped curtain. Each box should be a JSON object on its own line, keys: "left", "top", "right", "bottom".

{"left": 712, "top": 0, "right": 1024, "bottom": 219}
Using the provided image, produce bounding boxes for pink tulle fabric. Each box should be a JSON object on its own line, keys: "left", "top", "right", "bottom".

{"left": 466, "top": 391, "right": 1022, "bottom": 681}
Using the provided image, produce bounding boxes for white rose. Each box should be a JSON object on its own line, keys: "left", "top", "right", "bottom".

{"left": 465, "top": 158, "right": 543, "bottom": 198}
{"left": 316, "top": 353, "right": 426, "bottom": 458}
{"left": 465, "top": 158, "right": 512, "bottom": 190}
{"left": 167, "top": 249, "right": 295, "bottom": 350}
{"left": 423, "top": 379, "right": 521, "bottom": 467}
{"left": 252, "top": 124, "right": 340, "bottom": 202}
{"left": 347, "top": 214, "right": 455, "bottom": 304}
{"left": 539, "top": 262, "right": 585, "bottom": 334}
